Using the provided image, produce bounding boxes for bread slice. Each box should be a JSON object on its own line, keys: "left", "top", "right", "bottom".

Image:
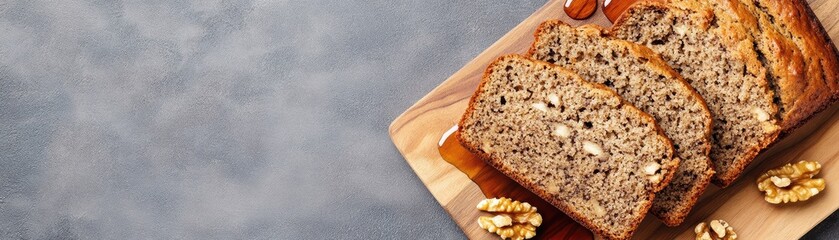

{"left": 610, "top": 2, "right": 781, "bottom": 187}
{"left": 527, "top": 21, "right": 714, "bottom": 226}
{"left": 458, "top": 54, "right": 679, "bottom": 239}
{"left": 728, "top": 0, "right": 839, "bottom": 132}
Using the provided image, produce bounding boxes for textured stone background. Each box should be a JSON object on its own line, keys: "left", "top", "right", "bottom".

{"left": 0, "top": 0, "right": 836, "bottom": 239}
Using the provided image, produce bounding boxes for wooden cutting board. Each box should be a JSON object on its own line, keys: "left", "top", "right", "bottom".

{"left": 388, "top": 0, "right": 839, "bottom": 239}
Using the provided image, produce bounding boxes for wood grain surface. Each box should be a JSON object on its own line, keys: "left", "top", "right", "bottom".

{"left": 388, "top": 0, "right": 839, "bottom": 239}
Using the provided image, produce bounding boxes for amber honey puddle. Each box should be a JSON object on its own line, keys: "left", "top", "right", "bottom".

{"left": 438, "top": 125, "right": 593, "bottom": 240}
{"left": 603, "top": 0, "right": 641, "bottom": 23}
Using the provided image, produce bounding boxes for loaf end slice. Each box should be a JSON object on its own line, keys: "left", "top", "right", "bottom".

{"left": 458, "top": 55, "right": 678, "bottom": 239}
{"left": 527, "top": 21, "right": 714, "bottom": 226}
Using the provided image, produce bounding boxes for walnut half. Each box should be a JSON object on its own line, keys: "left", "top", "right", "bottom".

{"left": 476, "top": 198, "right": 542, "bottom": 240}
{"left": 756, "top": 161, "right": 826, "bottom": 204}
{"left": 695, "top": 220, "right": 737, "bottom": 240}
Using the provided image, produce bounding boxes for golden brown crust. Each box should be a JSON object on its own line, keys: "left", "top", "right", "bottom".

{"left": 708, "top": 0, "right": 807, "bottom": 123}
{"left": 457, "top": 54, "right": 677, "bottom": 239}
{"left": 765, "top": 0, "right": 839, "bottom": 133}
{"left": 702, "top": 0, "right": 839, "bottom": 137}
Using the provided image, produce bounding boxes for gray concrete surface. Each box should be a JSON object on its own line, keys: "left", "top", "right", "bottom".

{"left": 0, "top": 0, "right": 835, "bottom": 239}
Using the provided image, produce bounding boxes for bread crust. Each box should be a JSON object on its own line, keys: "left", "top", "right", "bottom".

{"left": 763, "top": 0, "right": 839, "bottom": 134}
{"left": 457, "top": 54, "right": 678, "bottom": 239}
{"left": 677, "top": 0, "right": 838, "bottom": 137}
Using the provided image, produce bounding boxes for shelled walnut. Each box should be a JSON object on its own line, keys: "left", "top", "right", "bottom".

{"left": 756, "top": 161, "right": 826, "bottom": 204}
{"left": 695, "top": 220, "right": 737, "bottom": 240}
{"left": 476, "top": 198, "right": 542, "bottom": 240}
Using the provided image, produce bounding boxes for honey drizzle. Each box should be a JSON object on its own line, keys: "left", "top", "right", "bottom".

{"left": 564, "top": 0, "right": 598, "bottom": 20}
{"left": 603, "top": 0, "right": 641, "bottom": 23}
{"left": 438, "top": 125, "right": 593, "bottom": 240}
